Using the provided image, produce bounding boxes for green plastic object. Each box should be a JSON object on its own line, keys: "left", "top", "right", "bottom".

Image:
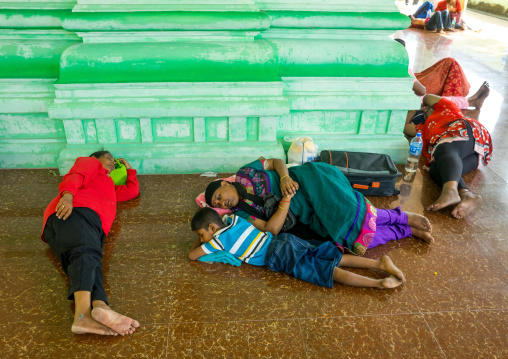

{"left": 110, "top": 159, "right": 127, "bottom": 185}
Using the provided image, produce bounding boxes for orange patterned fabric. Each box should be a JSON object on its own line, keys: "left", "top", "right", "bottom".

{"left": 415, "top": 57, "right": 470, "bottom": 97}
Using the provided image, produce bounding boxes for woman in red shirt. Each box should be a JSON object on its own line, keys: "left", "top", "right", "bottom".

{"left": 42, "top": 151, "right": 140, "bottom": 336}
{"left": 404, "top": 93, "right": 493, "bottom": 219}
{"left": 436, "top": 0, "right": 463, "bottom": 28}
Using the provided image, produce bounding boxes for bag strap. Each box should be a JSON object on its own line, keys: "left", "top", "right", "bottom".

{"left": 328, "top": 150, "right": 332, "bottom": 165}
{"left": 344, "top": 152, "right": 349, "bottom": 169}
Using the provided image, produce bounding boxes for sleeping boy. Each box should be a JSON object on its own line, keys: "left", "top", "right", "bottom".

{"left": 189, "top": 207, "right": 405, "bottom": 289}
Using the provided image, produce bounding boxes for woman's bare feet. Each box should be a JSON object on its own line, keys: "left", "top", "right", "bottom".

{"left": 71, "top": 313, "right": 117, "bottom": 336}
{"left": 467, "top": 81, "right": 490, "bottom": 110}
{"left": 379, "top": 255, "right": 406, "bottom": 283}
{"left": 451, "top": 190, "right": 483, "bottom": 219}
{"left": 91, "top": 305, "right": 140, "bottom": 336}
{"left": 411, "top": 227, "right": 435, "bottom": 244}
{"left": 379, "top": 275, "right": 403, "bottom": 289}
{"left": 426, "top": 182, "right": 461, "bottom": 212}
{"left": 406, "top": 212, "right": 432, "bottom": 232}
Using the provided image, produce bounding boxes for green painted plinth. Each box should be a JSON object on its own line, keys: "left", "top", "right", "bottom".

{"left": 0, "top": 2, "right": 419, "bottom": 174}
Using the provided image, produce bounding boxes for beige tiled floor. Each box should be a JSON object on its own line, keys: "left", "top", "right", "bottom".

{"left": 1, "top": 7, "right": 508, "bottom": 359}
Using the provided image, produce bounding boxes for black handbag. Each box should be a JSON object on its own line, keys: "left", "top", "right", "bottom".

{"left": 263, "top": 193, "right": 297, "bottom": 232}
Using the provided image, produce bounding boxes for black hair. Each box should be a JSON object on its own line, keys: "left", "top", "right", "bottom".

{"left": 89, "top": 150, "right": 112, "bottom": 158}
{"left": 204, "top": 180, "right": 267, "bottom": 220}
{"left": 394, "top": 38, "right": 406, "bottom": 47}
{"left": 191, "top": 207, "right": 225, "bottom": 231}
{"left": 205, "top": 180, "right": 223, "bottom": 207}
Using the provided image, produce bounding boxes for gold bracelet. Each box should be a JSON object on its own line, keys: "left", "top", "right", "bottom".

{"left": 278, "top": 206, "right": 289, "bottom": 211}
{"left": 280, "top": 175, "right": 288, "bottom": 182}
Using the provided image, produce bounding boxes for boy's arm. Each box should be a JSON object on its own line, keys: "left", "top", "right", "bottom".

{"left": 188, "top": 239, "right": 207, "bottom": 260}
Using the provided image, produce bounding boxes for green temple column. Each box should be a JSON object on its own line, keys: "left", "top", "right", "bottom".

{"left": 1, "top": 1, "right": 420, "bottom": 172}
{"left": 49, "top": 2, "right": 288, "bottom": 174}
{"left": 255, "top": 1, "right": 420, "bottom": 163}
{"left": 0, "top": 5, "right": 80, "bottom": 168}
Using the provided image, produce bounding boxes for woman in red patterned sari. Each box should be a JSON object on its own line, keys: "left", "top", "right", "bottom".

{"left": 415, "top": 57, "right": 470, "bottom": 97}
{"left": 404, "top": 92, "right": 493, "bottom": 219}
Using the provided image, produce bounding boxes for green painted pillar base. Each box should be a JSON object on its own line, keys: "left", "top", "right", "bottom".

{"left": 0, "top": 79, "right": 67, "bottom": 168}
{"left": 0, "top": 10, "right": 80, "bottom": 168}
{"left": 57, "top": 142, "right": 285, "bottom": 175}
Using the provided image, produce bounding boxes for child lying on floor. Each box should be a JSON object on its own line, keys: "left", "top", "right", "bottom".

{"left": 189, "top": 207, "right": 405, "bottom": 289}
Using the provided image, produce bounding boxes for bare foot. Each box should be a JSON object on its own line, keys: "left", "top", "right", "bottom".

{"left": 91, "top": 306, "right": 140, "bottom": 336}
{"left": 451, "top": 190, "right": 483, "bottom": 219}
{"left": 406, "top": 212, "right": 432, "bottom": 232}
{"left": 71, "top": 313, "right": 117, "bottom": 336}
{"left": 379, "top": 275, "right": 403, "bottom": 289}
{"left": 379, "top": 255, "right": 406, "bottom": 283}
{"left": 411, "top": 227, "right": 435, "bottom": 244}
{"left": 426, "top": 186, "right": 461, "bottom": 212}
{"left": 467, "top": 81, "right": 490, "bottom": 110}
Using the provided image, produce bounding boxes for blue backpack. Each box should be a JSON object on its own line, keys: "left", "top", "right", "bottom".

{"left": 414, "top": 1, "right": 434, "bottom": 19}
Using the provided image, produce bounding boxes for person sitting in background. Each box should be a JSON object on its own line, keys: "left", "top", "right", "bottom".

{"left": 410, "top": 11, "right": 454, "bottom": 32}
{"left": 409, "top": 1, "right": 454, "bottom": 32}
{"left": 436, "top": 0, "right": 464, "bottom": 29}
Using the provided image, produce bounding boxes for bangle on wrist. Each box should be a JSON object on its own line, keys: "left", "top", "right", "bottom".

{"left": 278, "top": 206, "right": 289, "bottom": 211}
{"left": 280, "top": 175, "right": 288, "bottom": 182}
{"left": 280, "top": 200, "right": 291, "bottom": 203}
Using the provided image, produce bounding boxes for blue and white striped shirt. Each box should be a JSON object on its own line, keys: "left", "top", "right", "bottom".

{"left": 201, "top": 214, "right": 272, "bottom": 266}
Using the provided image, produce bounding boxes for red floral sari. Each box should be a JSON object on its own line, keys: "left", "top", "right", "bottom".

{"left": 415, "top": 57, "right": 471, "bottom": 97}
{"left": 415, "top": 98, "right": 493, "bottom": 168}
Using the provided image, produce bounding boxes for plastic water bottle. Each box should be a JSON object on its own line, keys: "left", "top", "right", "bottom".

{"left": 404, "top": 132, "right": 423, "bottom": 182}
{"left": 451, "top": 19, "right": 456, "bottom": 29}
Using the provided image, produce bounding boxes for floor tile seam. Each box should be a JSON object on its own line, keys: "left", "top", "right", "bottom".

{"left": 167, "top": 312, "right": 428, "bottom": 325}
{"left": 166, "top": 244, "right": 178, "bottom": 329}
{"left": 472, "top": 235, "right": 508, "bottom": 275}
{"left": 246, "top": 322, "right": 252, "bottom": 358}
{"left": 297, "top": 318, "right": 309, "bottom": 359}
{"left": 421, "top": 314, "right": 448, "bottom": 359}
{"left": 420, "top": 308, "right": 508, "bottom": 315}
{"left": 406, "top": 283, "right": 425, "bottom": 317}
{"left": 164, "top": 323, "right": 170, "bottom": 359}
{"left": 30, "top": 322, "right": 173, "bottom": 328}
{"left": 484, "top": 171, "right": 508, "bottom": 186}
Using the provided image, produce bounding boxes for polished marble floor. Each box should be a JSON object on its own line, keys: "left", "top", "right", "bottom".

{"left": 1, "top": 9, "right": 508, "bottom": 359}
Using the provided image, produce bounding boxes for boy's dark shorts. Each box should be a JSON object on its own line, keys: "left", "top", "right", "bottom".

{"left": 265, "top": 233, "right": 343, "bottom": 288}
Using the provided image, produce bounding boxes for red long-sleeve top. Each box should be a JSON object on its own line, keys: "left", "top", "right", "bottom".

{"left": 41, "top": 157, "right": 140, "bottom": 242}
{"left": 436, "top": 0, "right": 462, "bottom": 13}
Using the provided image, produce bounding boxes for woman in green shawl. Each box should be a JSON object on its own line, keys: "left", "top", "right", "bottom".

{"left": 204, "top": 158, "right": 433, "bottom": 255}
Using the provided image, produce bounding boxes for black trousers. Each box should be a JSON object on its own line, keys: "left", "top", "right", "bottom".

{"left": 44, "top": 207, "right": 108, "bottom": 304}
{"left": 429, "top": 120, "right": 478, "bottom": 191}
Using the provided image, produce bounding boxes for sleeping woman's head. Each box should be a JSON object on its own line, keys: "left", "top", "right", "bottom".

{"left": 205, "top": 181, "right": 240, "bottom": 209}
{"left": 89, "top": 150, "right": 115, "bottom": 174}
